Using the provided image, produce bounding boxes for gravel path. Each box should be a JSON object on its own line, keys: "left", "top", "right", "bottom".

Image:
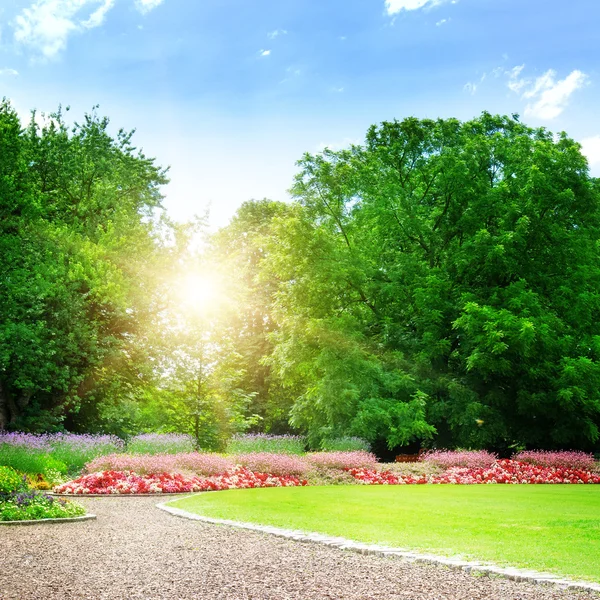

{"left": 1, "top": 496, "right": 598, "bottom": 600}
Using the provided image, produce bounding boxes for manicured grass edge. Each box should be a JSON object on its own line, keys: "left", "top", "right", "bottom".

{"left": 157, "top": 499, "right": 600, "bottom": 594}
{"left": 0, "top": 514, "right": 96, "bottom": 526}
{"left": 50, "top": 492, "right": 192, "bottom": 497}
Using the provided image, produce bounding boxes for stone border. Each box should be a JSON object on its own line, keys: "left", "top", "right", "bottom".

{"left": 157, "top": 501, "right": 600, "bottom": 595}
{"left": 0, "top": 514, "right": 97, "bottom": 526}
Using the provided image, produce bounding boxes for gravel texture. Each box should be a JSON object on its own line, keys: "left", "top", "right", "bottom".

{"left": 0, "top": 496, "right": 598, "bottom": 600}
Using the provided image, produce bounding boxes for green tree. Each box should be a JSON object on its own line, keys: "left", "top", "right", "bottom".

{"left": 0, "top": 102, "right": 172, "bottom": 431}
{"left": 261, "top": 113, "right": 600, "bottom": 451}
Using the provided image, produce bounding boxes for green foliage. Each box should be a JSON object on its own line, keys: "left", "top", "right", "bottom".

{"left": 0, "top": 446, "right": 67, "bottom": 477}
{"left": 320, "top": 437, "right": 371, "bottom": 452}
{"left": 0, "top": 100, "right": 173, "bottom": 432}
{"left": 0, "top": 492, "right": 85, "bottom": 521}
{"left": 0, "top": 466, "right": 27, "bottom": 494}
{"left": 226, "top": 434, "right": 306, "bottom": 455}
{"left": 251, "top": 113, "right": 600, "bottom": 451}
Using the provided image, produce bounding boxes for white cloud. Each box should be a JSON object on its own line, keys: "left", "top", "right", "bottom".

{"left": 463, "top": 81, "right": 477, "bottom": 95}
{"left": 385, "top": 0, "right": 450, "bottom": 15}
{"left": 507, "top": 65, "right": 588, "bottom": 120}
{"left": 581, "top": 136, "right": 600, "bottom": 168}
{"left": 267, "top": 29, "right": 287, "bottom": 39}
{"left": 134, "top": 0, "right": 164, "bottom": 14}
{"left": 331, "top": 86, "right": 344, "bottom": 93}
{"left": 0, "top": 68, "right": 19, "bottom": 76}
{"left": 13, "top": 0, "right": 115, "bottom": 59}
{"left": 435, "top": 18, "right": 448, "bottom": 25}
{"left": 259, "top": 49, "right": 271, "bottom": 57}
{"left": 82, "top": 0, "right": 114, "bottom": 28}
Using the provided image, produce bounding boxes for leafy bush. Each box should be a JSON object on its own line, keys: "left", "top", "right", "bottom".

{"left": 384, "top": 462, "right": 444, "bottom": 477}
{"left": 0, "top": 432, "right": 122, "bottom": 475}
{"left": 0, "top": 466, "right": 27, "bottom": 495}
{"left": 0, "top": 491, "right": 85, "bottom": 521}
{"left": 305, "top": 451, "right": 378, "bottom": 470}
{"left": 226, "top": 434, "right": 306, "bottom": 455}
{"left": 127, "top": 433, "right": 195, "bottom": 455}
{"left": 85, "top": 452, "right": 236, "bottom": 476}
{"left": 321, "top": 437, "right": 371, "bottom": 452}
{"left": 234, "top": 453, "right": 310, "bottom": 476}
{"left": 420, "top": 449, "right": 497, "bottom": 469}
{"left": 513, "top": 450, "right": 596, "bottom": 470}
{"left": 0, "top": 445, "right": 66, "bottom": 477}
{"left": 304, "top": 467, "right": 357, "bottom": 486}
{"left": 48, "top": 433, "right": 124, "bottom": 472}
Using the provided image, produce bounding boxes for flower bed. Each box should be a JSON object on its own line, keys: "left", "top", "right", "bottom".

{"left": 0, "top": 465, "right": 86, "bottom": 521}
{"left": 420, "top": 449, "right": 498, "bottom": 469}
{"left": 512, "top": 450, "right": 596, "bottom": 471}
{"left": 234, "top": 452, "right": 310, "bottom": 476}
{"left": 54, "top": 467, "right": 308, "bottom": 495}
{"left": 349, "top": 459, "right": 600, "bottom": 485}
{"left": 0, "top": 491, "right": 86, "bottom": 521}
{"left": 84, "top": 452, "right": 236, "bottom": 476}
{"left": 305, "top": 451, "right": 379, "bottom": 470}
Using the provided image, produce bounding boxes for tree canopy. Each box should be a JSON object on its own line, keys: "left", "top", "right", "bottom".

{"left": 218, "top": 113, "right": 600, "bottom": 452}
{"left": 2, "top": 103, "right": 599, "bottom": 453}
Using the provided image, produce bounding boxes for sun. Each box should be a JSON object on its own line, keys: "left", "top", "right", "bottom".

{"left": 177, "top": 273, "right": 222, "bottom": 313}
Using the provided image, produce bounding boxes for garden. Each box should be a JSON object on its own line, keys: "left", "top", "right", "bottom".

{"left": 2, "top": 431, "right": 599, "bottom": 525}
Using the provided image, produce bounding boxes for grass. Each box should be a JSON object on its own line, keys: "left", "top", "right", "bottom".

{"left": 170, "top": 485, "right": 600, "bottom": 583}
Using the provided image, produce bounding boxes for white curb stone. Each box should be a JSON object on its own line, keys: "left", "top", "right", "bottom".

{"left": 156, "top": 501, "right": 600, "bottom": 594}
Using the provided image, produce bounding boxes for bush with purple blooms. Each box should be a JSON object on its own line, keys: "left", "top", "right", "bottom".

{"left": 126, "top": 433, "right": 195, "bottom": 455}
{"left": 0, "top": 464, "right": 85, "bottom": 521}
{"left": 0, "top": 490, "right": 85, "bottom": 521}
{"left": 226, "top": 434, "right": 306, "bottom": 455}
{"left": 512, "top": 450, "right": 596, "bottom": 471}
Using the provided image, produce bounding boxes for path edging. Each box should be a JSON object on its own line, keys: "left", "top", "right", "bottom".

{"left": 0, "top": 514, "right": 97, "bottom": 526}
{"left": 156, "top": 501, "right": 600, "bottom": 594}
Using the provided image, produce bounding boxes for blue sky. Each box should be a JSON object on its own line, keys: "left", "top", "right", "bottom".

{"left": 1, "top": 0, "right": 599, "bottom": 227}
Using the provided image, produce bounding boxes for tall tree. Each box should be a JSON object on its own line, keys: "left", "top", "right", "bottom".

{"left": 0, "top": 102, "right": 171, "bottom": 431}
{"left": 262, "top": 113, "right": 600, "bottom": 451}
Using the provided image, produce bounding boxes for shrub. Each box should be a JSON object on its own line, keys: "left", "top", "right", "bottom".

{"left": 320, "top": 437, "right": 371, "bottom": 452}
{"left": 226, "top": 434, "right": 306, "bottom": 455}
{"left": 234, "top": 453, "right": 310, "bottom": 476}
{"left": 0, "top": 432, "right": 122, "bottom": 475}
{"left": 127, "top": 433, "right": 195, "bottom": 455}
{"left": 0, "top": 491, "right": 85, "bottom": 521}
{"left": 420, "top": 449, "right": 497, "bottom": 469}
{"left": 304, "top": 467, "right": 357, "bottom": 486}
{"left": 48, "top": 433, "right": 124, "bottom": 472}
{"left": 305, "top": 451, "right": 379, "bottom": 470}
{"left": 0, "top": 466, "right": 27, "bottom": 495}
{"left": 0, "top": 445, "right": 66, "bottom": 477}
{"left": 84, "top": 452, "right": 235, "bottom": 476}
{"left": 513, "top": 450, "right": 596, "bottom": 470}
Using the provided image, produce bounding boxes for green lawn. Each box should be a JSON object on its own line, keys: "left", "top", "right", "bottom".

{"left": 170, "top": 485, "right": 600, "bottom": 583}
